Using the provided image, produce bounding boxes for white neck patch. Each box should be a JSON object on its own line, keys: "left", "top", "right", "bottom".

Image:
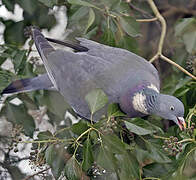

{"left": 132, "top": 92, "right": 148, "bottom": 114}
{"left": 147, "top": 84, "right": 159, "bottom": 93}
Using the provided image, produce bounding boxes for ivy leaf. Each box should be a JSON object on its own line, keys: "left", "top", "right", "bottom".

{"left": 2, "top": 0, "right": 15, "bottom": 12}
{"left": 146, "top": 142, "right": 171, "bottom": 163}
{"left": 175, "top": 18, "right": 196, "bottom": 54}
{"left": 12, "top": 50, "right": 27, "bottom": 73}
{"left": 107, "top": 103, "right": 126, "bottom": 118}
{"left": 45, "top": 144, "right": 55, "bottom": 165}
{"left": 38, "top": 0, "right": 57, "bottom": 8}
{"left": 37, "top": 131, "right": 53, "bottom": 141}
{"left": 0, "top": 69, "right": 15, "bottom": 92}
{"left": 82, "top": 139, "right": 94, "bottom": 171}
{"left": 119, "top": 16, "right": 141, "bottom": 37}
{"left": 40, "top": 91, "right": 70, "bottom": 119}
{"left": 125, "top": 119, "right": 153, "bottom": 135}
{"left": 64, "top": 156, "right": 83, "bottom": 180}
{"left": 84, "top": 8, "right": 95, "bottom": 34}
{"left": 85, "top": 89, "right": 108, "bottom": 115}
{"left": 96, "top": 146, "right": 118, "bottom": 172}
{"left": 117, "top": 151, "right": 140, "bottom": 179}
{"left": 102, "top": 134, "right": 126, "bottom": 154}
{"left": 1, "top": 101, "right": 35, "bottom": 137}
{"left": 49, "top": 146, "right": 66, "bottom": 179}
{"left": 68, "top": 0, "right": 97, "bottom": 8}
{"left": 71, "top": 120, "right": 89, "bottom": 136}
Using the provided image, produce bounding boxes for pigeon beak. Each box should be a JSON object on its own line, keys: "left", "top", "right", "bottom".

{"left": 177, "top": 117, "right": 186, "bottom": 130}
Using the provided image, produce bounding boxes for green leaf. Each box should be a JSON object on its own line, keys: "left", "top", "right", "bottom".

{"left": 117, "top": 35, "right": 139, "bottom": 54}
{"left": 16, "top": 0, "right": 37, "bottom": 15}
{"left": 102, "top": 134, "right": 126, "bottom": 154}
{"left": 38, "top": 0, "right": 56, "bottom": 8}
{"left": 2, "top": 0, "right": 15, "bottom": 12}
{"left": 146, "top": 142, "right": 171, "bottom": 163}
{"left": 84, "top": 8, "right": 95, "bottom": 34}
{"left": 179, "top": 143, "right": 196, "bottom": 175}
{"left": 175, "top": 18, "right": 195, "bottom": 36}
{"left": 37, "top": 131, "right": 53, "bottom": 141}
{"left": 45, "top": 144, "right": 55, "bottom": 165}
{"left": 50, "top": 146, "right": 66, "bottom": 179}
{"left": 107, "top": 103, "right": 126, "bottom": 118}
{"left": 175, "top": 18, "right": 196, "bottom": 54}
{"left": 2, "top": 101, "right": 35, "bottom": 137}
{"left": 82, "top": 139, "right": 94, "bottom": 171}
{"left": 0, "top": 69, "right": 15, "bottom": 92}
{"left": 64, "top": 156, "right": 82, "bottom": 180}
{"left": 40, "top": 91, "right": 70, "bottom": 119}
{"left": 85, "top": 89, "right": 108, "bottom": 115}
{"left": 119, "top": 16, "right": 140, "bottom": 37}
{"left": 4, "top": 20, "right": 26, "bottom": 45}
{"left": 71, "top": 120, "right": 88, "bottom": 135}
{"left": 12, "top": 50, "right": 27, "bottom": 73}
{"left": 96, "top": 146, "right": 118, "bottom": 172}
{"left": 182, "top": 31, "right": 196, "bottom": 54}
{"left": 125, "top": 119, "right": 153, "bottom": 135}
{"left": 100, "top": 0, "right": 120, "bottom": 9}
{"left": 68, "top": 0, "right": 97, "bottom": 8}
{"left": 117, "top": 151, "right": 140, "bottom": 179}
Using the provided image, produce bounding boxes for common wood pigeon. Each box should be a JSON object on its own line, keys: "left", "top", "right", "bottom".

{"left": 2, "top": 27, "right": 186, "bottom": 130}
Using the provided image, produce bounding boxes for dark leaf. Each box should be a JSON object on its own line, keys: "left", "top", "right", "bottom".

{"left": 117, "top": 151, "right": 140, "bottom": 179}
{"left": 146, "top": 142, "right": 171, "bottom": 163}
{"left": 125, "top": 119, "right": 154, "bottom": 135}
{"left": 107, "top": 103, "right": 126, "bottom": 118}
{"left": 4, "top": 20, "right": 26, "bottom": 45}
{"left": 102, "top": 134, "right": 126, "bottom": 154}
{"left": 37, "top": 131, "right": 53, "bottom": 141}
{"left": 71, "top": 120, "right": 88, "bottom": 135}
{"left": 85, "top": 89, "right": 108, "bottom": 115}
{"left": 2, "top": 0, "right": 15, "bottom": 12}
{"left": 38, "top": 0, "right": 57, "bottom": 8}
{"left": 68, "top": 0, "right": 97, "bottom": 8}
{"left": 84, "top": 8, "right": 95, "bottom": 34}
{"left": 82, "top": 139, "right": 94, "bottom": 171}
{"left": 2, "top": 101, "right": 35, "bottom": 137}
{"left": 64, "top": 156, "right": 84, "bottom": 180}
{"left": 119, "top": 16, "right": 140, "bottom": 37}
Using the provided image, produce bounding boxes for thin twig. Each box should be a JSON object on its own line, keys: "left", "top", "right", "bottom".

{"left": 136, "top": 17, "right": 157, "bottom": 22}
{"left": 160, "top": 55, "right": 196, "bottom": 80}
{"left": 147, "top": 0, "right": 166, "bottom": 56}
{"left": 22, "top": 167, "right": 50, "bottom": 180}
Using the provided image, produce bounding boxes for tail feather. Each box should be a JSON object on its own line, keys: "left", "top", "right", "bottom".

{"left": 1, "top": 74, "right": 54, "bottom": 95}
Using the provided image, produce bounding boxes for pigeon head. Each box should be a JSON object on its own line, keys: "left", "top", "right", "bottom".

{"left": 152, "top": 94, "right": 185, "bottom": 130}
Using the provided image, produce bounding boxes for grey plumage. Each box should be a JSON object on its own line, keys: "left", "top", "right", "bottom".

{"left": 2, "top": 27, "right": 186, "bottom": 130}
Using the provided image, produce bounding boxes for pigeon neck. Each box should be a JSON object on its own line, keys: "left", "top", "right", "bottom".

{"left": 143, "top": 88, "right": 159, "bottom": 114}
{"left": 119, "top": 83, "right": 159, "bottom": 117}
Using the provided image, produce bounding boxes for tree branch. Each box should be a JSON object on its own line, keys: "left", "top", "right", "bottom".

{"left": 146, "top": 0, "right": 196, "bottom": 80}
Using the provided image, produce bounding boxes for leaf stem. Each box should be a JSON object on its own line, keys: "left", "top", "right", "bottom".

{"left": 20, "top": 138, "right": 72, "bottom": 144}
{"left": 153, "top": 135, "right": 169, "bottom": 140}
{"left": 136, "top": 17, "right": 157, "bottom": 22}
{"left": 178, "top": 138, "right": 196, "bottom": 144}
{"left": 143, "top": 177, "right": 161, "bottom": 180}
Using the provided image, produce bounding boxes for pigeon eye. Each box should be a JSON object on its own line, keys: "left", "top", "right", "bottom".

{"left": 170, "top": 106, "right": 175, "bottom": 111}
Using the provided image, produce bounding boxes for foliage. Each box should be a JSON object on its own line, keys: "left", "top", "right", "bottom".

{"left": 0, "top": 0, "right": 196, "bottom": 179}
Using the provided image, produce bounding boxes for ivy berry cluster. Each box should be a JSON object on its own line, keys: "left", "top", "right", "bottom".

{"left": 163, "top": 136, "right": 182, "bottom": 156}
{"left": 184, "top": 122, "right": 195, "bottom": 136}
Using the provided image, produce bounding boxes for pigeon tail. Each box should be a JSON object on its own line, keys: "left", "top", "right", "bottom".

{"left": 1, "top": 74, "right": 54, "bottom": 95}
